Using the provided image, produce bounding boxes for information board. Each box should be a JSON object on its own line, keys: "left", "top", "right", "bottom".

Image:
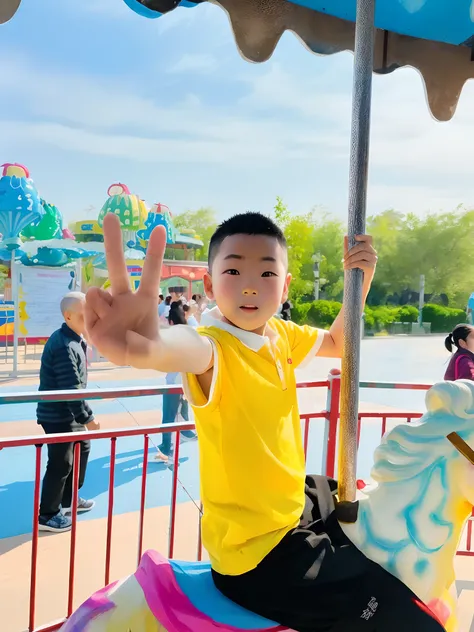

{"left": 16, "top": 265, "right": 80, "bottom": 339}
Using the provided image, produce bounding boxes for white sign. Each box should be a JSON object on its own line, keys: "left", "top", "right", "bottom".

{"left": 16, "top": 265, "right": 80, "bottom": 338}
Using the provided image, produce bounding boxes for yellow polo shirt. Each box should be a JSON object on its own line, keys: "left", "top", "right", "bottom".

{"left": 183, "top": 314, "right": 323, "bottom": 576}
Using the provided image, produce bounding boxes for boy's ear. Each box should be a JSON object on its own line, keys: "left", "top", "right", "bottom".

{"left": 203, "top": 272, "right": 214, "bottom": 300}
{"left": 281, "top": 272, "right": 292, "bottom": 303}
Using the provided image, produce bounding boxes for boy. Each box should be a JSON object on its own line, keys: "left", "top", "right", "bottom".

{"left": 37, "top": 292, "right": 98, "bottom": 532}
{"left": 85, "top": 213, "right": 444, "bottom": 630}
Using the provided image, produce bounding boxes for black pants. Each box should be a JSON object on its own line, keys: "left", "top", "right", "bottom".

{"left": 39, "top": 421, "right": 91, "bottom": 519}
{"left": 213, "top": 476, "right": 446, "bottom": 632}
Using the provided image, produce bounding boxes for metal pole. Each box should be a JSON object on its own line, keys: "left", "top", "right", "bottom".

{"left": 313, "top": 261, "right": 320, "bottom": 301}
{"left": 418, "top": 274, "right": 425, "bottom": 327}
{"left": 338, "top": 0, "right": 376, "bottom": 504}
{"left": 11, "top": 251, "right": 19, "bottom": 377}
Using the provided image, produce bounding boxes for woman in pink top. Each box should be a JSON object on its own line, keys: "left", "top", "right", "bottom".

{"left": 444, "top": 324, "right": 474, "bottom": 380}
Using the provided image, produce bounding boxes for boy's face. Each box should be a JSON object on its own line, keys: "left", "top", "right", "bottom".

{"left": 204, "top": 234, "right": 291, "bottom": 334}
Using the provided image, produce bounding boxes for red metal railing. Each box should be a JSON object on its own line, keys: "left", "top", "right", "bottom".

{"left": 0, "top": 373, "right": 472, "bottom": 632}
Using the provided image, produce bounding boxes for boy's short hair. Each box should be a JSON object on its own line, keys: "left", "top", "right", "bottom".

{"left": 60, "top": 292, "right": 85, "bottom": 317}
{"left": 208, "top": 212, "right": 287, "bottom": 269}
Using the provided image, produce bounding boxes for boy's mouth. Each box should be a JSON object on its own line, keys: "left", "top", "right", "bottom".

{"left": 239, "top": 305, "right": 258, "bottom": 312}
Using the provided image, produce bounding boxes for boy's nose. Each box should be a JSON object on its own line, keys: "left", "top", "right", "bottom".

{"left": 243, "top": 289, "right": 257, "bottom": 296}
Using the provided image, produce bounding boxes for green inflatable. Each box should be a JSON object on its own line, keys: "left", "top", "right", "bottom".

{"left": 21, "top": 199, "right": 63, "bottom": 241}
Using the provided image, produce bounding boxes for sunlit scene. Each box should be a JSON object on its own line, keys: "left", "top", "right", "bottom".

{"left": 1, "top": 1, "right": 474, "bottom": 631}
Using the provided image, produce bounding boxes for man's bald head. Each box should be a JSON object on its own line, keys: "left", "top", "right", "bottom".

{"left": 61, "top": 292, "right": 86, "bottom": 335}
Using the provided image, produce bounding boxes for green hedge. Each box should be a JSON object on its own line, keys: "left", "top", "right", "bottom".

{"left": 292, "top": 300, "right": 342, "bottom": 328}
{"left": 422, "top": 304, "right": 466, "bottom": 333}
{"left": 292, "top": 300, "right": 465, "bottom": 333}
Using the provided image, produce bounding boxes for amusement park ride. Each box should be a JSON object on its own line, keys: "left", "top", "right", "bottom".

{"left": 0, "top": 168, "right": 207, "bottom": 342}
{"left": 2, "top": 0, "right": 474, "bottom": 631}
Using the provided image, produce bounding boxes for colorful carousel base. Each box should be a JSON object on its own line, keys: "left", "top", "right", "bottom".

{"left": 62, "top": 550, "right": 291, "bottom": 631}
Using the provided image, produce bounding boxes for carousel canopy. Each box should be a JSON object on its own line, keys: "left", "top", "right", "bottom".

{"left": 121, "top": 0, "right": 474, "bottom": 122}
{"left": 2, "top": 0, "right": 473, "bottom": 120}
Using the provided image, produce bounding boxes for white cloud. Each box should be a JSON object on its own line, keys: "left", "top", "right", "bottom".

{"left": 1, "top": 46, "right": 474, "bottom": 215}
{"left": 0, "top": 54, "right": 342, "bottom": 165}
{"left": 167, "top": 53, "right": 218, "bottom": 74}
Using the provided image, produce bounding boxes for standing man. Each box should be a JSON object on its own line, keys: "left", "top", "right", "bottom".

{"left": 37, "top": 292, "right": 98, "bottom": 533}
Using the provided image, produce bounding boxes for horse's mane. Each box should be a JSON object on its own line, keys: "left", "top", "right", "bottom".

{"left": 371, "top": 380, "right": 474, "bottom": 484}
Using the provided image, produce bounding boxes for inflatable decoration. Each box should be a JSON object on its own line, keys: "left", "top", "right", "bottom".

{"left": 21, "top": 247, "right": 68, "bottom": 267}
{"left": 21, "top": 199, "right": 63, "bottom": 241}
{"left": 137, "top": 202, "right": 176, "bottom": 247}
{"left": 98, "top": 183, "right": 141, "bottom": 247}
{"left": 138, "top": 198, "right": 149, "bottom": 230}
{"left": 64, "top": 380, "right": 474, "bottom": 632}
{"left": 19, "top": 246, "right": 96, "bottom": 267}
{"left": 0, "top": 164, "right": 44, "bottom": 250}
{"left": 61, "top": 248, "right": 99, "bottom": 261}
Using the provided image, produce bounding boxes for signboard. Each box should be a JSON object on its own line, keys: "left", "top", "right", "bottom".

{"left": 15, "top": 265, "right": 80, "bottom": 339}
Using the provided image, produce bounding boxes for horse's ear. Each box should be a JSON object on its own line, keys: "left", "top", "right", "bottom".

{"left": 426, "top": 381, "right": 474, "bottom": 419}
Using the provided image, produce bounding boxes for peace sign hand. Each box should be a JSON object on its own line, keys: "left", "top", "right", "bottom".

{"left": 85, "top": 213, "right": 165, "bottom": 369}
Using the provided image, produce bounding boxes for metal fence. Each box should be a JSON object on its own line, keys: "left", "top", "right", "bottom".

{"left": 0, "top": 373, "right": 472, "bottom": 631}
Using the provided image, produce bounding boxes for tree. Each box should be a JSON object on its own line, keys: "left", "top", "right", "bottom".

{"left": 367, "top": 207, "right": 474, "bottom": 308}
{"left": 274, "top": 198, "right": 317, "bottom": 301}
{"left": 312, "top": 215, "right": 345, "bottom": 300}
{"left": 173, "top": 207, "right": 218, "bottom": 262}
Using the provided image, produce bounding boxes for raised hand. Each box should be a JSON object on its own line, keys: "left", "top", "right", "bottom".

{"left": 85, "top": 213, "right": 166, "bottom": 369}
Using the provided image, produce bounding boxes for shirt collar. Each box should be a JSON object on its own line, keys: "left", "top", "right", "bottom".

{"left": 61, "top": 322, "right": 82, "bottom": 343}
{"left": 200, "top": 306, "right": 278, "bottom": 351}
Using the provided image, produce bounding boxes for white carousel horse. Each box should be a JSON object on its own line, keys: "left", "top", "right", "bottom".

{"left": 62, "top": 380, "right": 474, "bottom": 632}
{"left": 341, "top": 379, "right": 474, "bottom": 631}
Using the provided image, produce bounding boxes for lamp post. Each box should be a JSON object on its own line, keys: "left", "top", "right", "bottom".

{"left": 312, "top": 253, "right": 321, "bottom": 301}
{"left": 418, "top": 274, "right": 425, "bottom": 328}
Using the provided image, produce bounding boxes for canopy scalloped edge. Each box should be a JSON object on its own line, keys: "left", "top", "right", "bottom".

{"left": 212, "top": 0, "right": 474, "bottom": 122}
{"left": 2, "top": 0, "right": 474, "bottom": 121}
{"left": 0, "top": 0, "right": 20, "bottom": 24}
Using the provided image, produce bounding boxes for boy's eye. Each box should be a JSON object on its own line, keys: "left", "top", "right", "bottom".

{"left": 262, "top": 271, "right": 277, "bottom": 277}
{"left": 224, "top": 269, "right": 240, "bottom": 275}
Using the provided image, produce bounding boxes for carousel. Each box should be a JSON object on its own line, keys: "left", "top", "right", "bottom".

{"left": 2, "top": 1, "right": 474, "bottom": 631}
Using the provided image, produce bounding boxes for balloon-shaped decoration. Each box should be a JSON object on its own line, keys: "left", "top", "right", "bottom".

{"left": 0, "top": 163, "right": 44, "bottom": 249}
{"left": 21, "top": 199, "right": 63, "bottom": 241}
{"left": 138, "top": 198, "right": 149, "bottom": 230}
{"left": 98, "top": 183, "right": 141, "bottom": 247}
{"left": 137, "top": 202, "right": 176, "bottom": 248}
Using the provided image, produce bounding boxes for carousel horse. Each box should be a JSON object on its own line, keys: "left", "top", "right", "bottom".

{"left": 62, "top": 380, "right": 474, "bottom": 632}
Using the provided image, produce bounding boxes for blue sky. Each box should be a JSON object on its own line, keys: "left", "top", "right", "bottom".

{"left": 1, "top": 0, "right": 474, "bottom": 226}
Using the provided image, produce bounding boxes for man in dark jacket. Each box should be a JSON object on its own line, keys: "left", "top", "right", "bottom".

{"left": 38, "top": 292, "right": 98, "bottom": 533}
